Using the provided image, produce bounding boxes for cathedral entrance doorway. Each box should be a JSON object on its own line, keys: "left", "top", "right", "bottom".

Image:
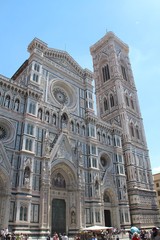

{"left": 104, "top": 210, "right": 111, "bottom": 227}
{"left": 52, "top": 199, "right": 66, "bottom": 235}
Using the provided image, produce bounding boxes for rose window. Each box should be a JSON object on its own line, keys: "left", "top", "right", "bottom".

{"left": 0, "top": 126, "right": 7, "bottom": 140}
{"left": 50, "top": 80, "right": 77, "bottom": 109}
{"left": 53, "top": 88, "right": 69, "bottom": 105}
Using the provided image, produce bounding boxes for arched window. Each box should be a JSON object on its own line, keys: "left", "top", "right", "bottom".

{"left": 110, "top": 94, "right": 114, "bottom": 107}
{"left": 117, "top": 137, "right": 121, "bottom": 147}
{"left": 104, "top": 98, "right": 108, "bottom": 111}
{"left": 25, "top": 139, "right": 33, "bottom": 151}
{"left": 102, "top": 133, "right": 105, "bottom": 143}
{"left": 114, "top": 137, "right": 116, "bottom": 146}
{"left": 61, "top": 113, "right": 68, "bottom": 129}
{"left": 27, "top": 124, "right": 34, "bottom": 135}
{"left": 136, "top": 126, "right": 140, "bottom": 139}
{"left": 97, "top": 132, "right": 100, "bottom": 141}
{"left": 108, "top": 135, "right": 111, "bottom": 145}
{"left": 33, "top": 73, "right": 39, "bottom": 82}
{"left": 20, "top": 206, "right": 28, "bottom": 221}
{"left": 20, "top": 206, "right": 23, "bottom": 220}
{"left": 34, "top": 63, "right": 40, "bottom": 72}
{"left": 125, "top": 94, "right": 129, "bottom": 106}
{"left": 82, "top": 125, "right": 85, "bottom": 136}
{"left": 130, "top": 97, "right": 134, "bottom": 109}
{"left": 130, "top": 123, "right": 134, "bottom": 137}
{"left": 76, "top": 123, "right": 80, "bottom": 134}
{"left": 121, "top": 65, "right": 127, "bottom": 80}
{"left": 29, "top": 102, "right": 36, "bottom": 114}
{"left": 102, "top": 64, "right": 110, "bottom": 82}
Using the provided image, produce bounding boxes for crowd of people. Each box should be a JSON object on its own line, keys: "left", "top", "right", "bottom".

{"left": 0, "top": 227, "right": 159, "bottom": 240}
{"left": 0, "top": 229, "right": 28, "bottom": 240}
{"left": 130, "top": 228, "right": 160, "bottom": 240}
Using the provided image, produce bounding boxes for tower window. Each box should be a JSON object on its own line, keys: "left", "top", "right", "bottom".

{"left": 29, "top": 102, "right": 36, "bottom": 115}
{"left": 34, "top": 63, "right": 40, "bottom": 72}
{"left": 25, "top": 139, "right": 33, "bottom": 151}
{"left": 125, "top": 95, "right": 129, "bottom": 106}
{"left": 121, "top": 65, "right": 127, "bottom": 80}
{"left": 136, "top": 126, "right": 140, "bottom": 139}
{"left": 82, "top": 125, "right": 85, "bottom": 136}
{"left": 110, "top": 94, "right": 114, "bottom": 107}
{"left": 26, "top": 123, "right": 34, "bottom": 135}
{"left": 131, "top": 98, "right": 134, "bottom": 109}
{"left": 104, "top": 98, "right": 108, "bottom": 111}
{"left": 33, "top": 73, "right": 39, "bottom": 82}
{"left": 20, "top": 206, "right": 28, "bottom": 221}
{"left": 130, "top": 123, "right": 134, "bottom": 137}
{"left": 102, "top": 64, "right": 110, "bottom": 82}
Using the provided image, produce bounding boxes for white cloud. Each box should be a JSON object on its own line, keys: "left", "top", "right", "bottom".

{"left": 152, "top": 166, "right": 160, "bottom": 174}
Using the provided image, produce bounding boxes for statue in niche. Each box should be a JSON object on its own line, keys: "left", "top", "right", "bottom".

{"left": 38, "top": 109, "right": 42, "bottom": 120}
{"left": 53, "top": 114, "right": 56, "bottom": 125}
{"left": 61, "top": 114, "right": 68, "bottom": 129}
{"left": 24, "top": 166, "right": 30, "bottom": 188}
{"left": 71, "top": 211, "right": 76, "bottom": 224}
{"left": 4, "top": 96, "right": 10, "bottom": 108}
{"left": 14, "top": 99, "right": 20, "bottom": 111}
{"left": 45, "top": 111, "right": 49, "bottom": 122}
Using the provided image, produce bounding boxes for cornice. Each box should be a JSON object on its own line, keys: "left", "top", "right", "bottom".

{"left": 90, "top": 31, "right": 129, "bottom": 55}
{"left": 0, "top": 75, "right": 42, "bottom": 99}
{"left": 27, "top": 37, "right": 93, "bottom": 79}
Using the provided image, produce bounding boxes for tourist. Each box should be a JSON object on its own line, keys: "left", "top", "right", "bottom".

{"left": 132, "top": 232, "right": 140, "bottom": 240}
{"left": 62, "top": 233, "right": 68, "bottom": 240}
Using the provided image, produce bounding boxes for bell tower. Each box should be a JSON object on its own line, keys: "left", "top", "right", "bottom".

{"left": 90, "top": 32, "right": 159, "bottom": 228}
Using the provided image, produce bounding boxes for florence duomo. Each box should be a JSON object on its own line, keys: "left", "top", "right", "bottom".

{"left": 0, "top": 32, "right": 159, "bottom": 238}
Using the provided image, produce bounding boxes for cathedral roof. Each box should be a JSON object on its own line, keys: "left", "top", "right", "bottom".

{"left": 90, "top": 31, "right": 129, "bottom": 54}
{"left": 28, "top": 37, "right": 92, "bottom": 79}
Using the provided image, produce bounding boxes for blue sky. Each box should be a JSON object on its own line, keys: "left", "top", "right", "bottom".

{"left": 0, "top": 0, "right": 159, "bottom": 173}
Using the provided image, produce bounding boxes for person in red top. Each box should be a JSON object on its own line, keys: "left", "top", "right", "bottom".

{"left": 132, "top": 232, "right": 140, "bottom": 240}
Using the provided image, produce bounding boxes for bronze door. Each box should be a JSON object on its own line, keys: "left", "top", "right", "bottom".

{"left": 104, "top": 209, "right": 111, "bottom": 227}
{"left": 52, "top": 199, "right": 66, "bottom": 234}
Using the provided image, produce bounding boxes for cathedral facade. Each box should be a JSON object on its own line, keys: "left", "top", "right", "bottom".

{"left": 0, "top": 32, "right": 159, "bottom": 237}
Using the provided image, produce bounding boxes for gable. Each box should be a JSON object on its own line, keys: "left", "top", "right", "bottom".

{"left": 50, "top": 132, "right": 73, "bottom": 163}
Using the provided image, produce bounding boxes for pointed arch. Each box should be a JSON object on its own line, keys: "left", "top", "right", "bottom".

{"left": 61, "top": 112, "right": 68, "bottom": 129}
{"left": 130, "top": 122, "right": 134, "bottom": 137}
{"left": 110, "top": 94, "right": 114, "bottom": 107}
{"left": 104, "top": 97, "right": 108, "bottom": 111}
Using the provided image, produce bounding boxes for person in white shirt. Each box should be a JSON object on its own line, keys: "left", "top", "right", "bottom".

{"left": 62, "top": 233, "right": 68, "bottom": 240}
